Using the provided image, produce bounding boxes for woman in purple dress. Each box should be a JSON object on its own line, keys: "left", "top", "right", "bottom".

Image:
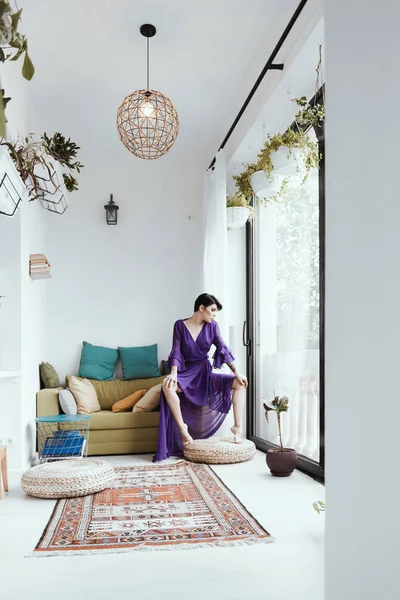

{"left": 154, "top": 293, "right": 248, "bottom": 462}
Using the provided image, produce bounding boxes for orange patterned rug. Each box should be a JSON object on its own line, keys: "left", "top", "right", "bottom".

{"left": 33, "top": 461, "right": 273, "bottom": 556}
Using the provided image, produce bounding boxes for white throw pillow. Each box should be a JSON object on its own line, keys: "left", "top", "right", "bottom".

{"left": 58, "top": 389, "right": 77, "bottom": 415}
{"left": 69, "top": 376, "right": 101, "bottom": 414}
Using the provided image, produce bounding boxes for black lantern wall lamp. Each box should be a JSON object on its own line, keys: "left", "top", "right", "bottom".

{"left": 104, "top": 194, "right": 119, "bottom": 225}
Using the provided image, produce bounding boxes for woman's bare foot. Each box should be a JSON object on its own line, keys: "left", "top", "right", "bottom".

{"left": 179, "top": 423, "right": 194, "bottom": 447}
{"left": 231, "top": 425, "right": 243, "bottom": 444}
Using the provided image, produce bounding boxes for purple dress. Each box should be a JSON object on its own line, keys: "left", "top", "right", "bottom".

{"left": 153, "top": 319, "right": 235, "bottom": 462}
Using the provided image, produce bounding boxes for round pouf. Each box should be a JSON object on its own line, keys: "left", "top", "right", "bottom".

{"left": 21, "top": 459, "right": 115, "bottom": 499}
{"left": 184, "top": 437, "right": 256, "bottom": 465}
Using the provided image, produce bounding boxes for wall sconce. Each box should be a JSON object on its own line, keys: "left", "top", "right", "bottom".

{"left": 104, "top": 194, "right": 119, "bottom": 225}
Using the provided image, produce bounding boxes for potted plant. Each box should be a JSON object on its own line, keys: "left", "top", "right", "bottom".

{"left": 1, "top": 131, "right": 84, "bottom": 200}
{"left": 233, "top": 96, "right": 324, "bottom": 204}
{"left": 263, "top": 394, "right": 297, "bottom": 477}
{"left": 226, "top": 191, "right": 254, "bottom": 228}
{"left": 0, "top": 1, "right": 35, "bottom": 138}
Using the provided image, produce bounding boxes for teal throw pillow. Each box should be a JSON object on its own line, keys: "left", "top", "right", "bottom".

{"left": 78, "top": 341, "right": 118, "bottom": 381}
{"left": 118, "top": 344, "right": 160, "bottom": 380}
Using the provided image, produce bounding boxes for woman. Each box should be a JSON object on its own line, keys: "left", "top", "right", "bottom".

{"left": 154, "top": 293, "right": 248, "bottom": 462}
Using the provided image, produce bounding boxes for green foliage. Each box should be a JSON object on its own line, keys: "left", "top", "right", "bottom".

{"left": 0, "top": 2, "right": 35, "bottom": 80}
{"left": 0, "top": 1, "right": 35, "bottom": 139}
{"left": 0, "top": 132, "right": 84, "bottom": 198}
{"left": 276, "top": 184, "right": 320, "bottom": 351}
{"left": 263, "top": 394, "right": 289, "bottom": 451}
{"left": 233, "top": 96, "right": 324, "bottom": 202}
{"left": 293, "top": 96, "right": 325, "bottom": 128}
{"left": 0, "top": 88, "right": 11, "bottom": 139}
{"left": 42, "top": 133, "right": 83, "bottom": 172}
{"left": 63, "top": 173, "right": 79, "bottom": 192}
{"left": 312, "top": 500, "right": 326, "bottom": 514}
{"left": 226, "top": 191, "right": 250, "bottom": 208}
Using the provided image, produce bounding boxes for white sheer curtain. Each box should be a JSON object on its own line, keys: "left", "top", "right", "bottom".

{"left": 203, "top": 150, "right": 234, "bottom": 437}
{"left": 203, "top": 149, "right": 229, "bottom": 338}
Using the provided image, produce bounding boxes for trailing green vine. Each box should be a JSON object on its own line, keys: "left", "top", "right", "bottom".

{"left": 233, "top": 97, "right": 324, "bottom": 203}
{"left": 0, "top": 1, "right": 35, "bottom": 138}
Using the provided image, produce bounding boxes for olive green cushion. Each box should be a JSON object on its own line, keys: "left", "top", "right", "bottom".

{"left": 40, "top": 362, "right": 61, "bottom": 388}
{"left": 89, "top": 410, "right": 160, "bottom": 430}
{"left": 65, "top": 375, "right": 165, "bottom": 410}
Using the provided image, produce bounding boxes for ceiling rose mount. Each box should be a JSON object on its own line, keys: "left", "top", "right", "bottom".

{"left": 140, "top": 24, "right": 156, "bottom": 38}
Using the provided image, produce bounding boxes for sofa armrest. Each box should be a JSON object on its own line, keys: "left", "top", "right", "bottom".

{"left": 36, "top": 387, "right": 63, "bottom": 417}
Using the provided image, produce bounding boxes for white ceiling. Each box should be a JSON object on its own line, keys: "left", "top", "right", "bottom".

{"left": 19, "top": 0, "right": 303, "bottom": 167}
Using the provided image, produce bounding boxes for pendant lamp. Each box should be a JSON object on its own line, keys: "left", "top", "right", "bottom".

{"left": 116, "top": 24, "right": 179, "bottom": 160}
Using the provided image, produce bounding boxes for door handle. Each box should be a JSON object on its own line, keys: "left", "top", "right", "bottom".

{"left": 243, "top": 321, "right": 249, "bottom": 347}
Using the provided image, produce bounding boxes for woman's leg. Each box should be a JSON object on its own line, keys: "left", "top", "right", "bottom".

{"left": 230, "top": 378, "right": 246, "bottom": 443}
{"left": 162, "top": 381, "right": 193, "bottom": 445}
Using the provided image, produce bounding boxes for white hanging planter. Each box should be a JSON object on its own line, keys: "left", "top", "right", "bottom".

{"left": 226, "top": 206, "right": 250, "bottom": 228}
{"left": 271, "top": 146, "right": 303, "bottom": 175}
{"left": 0, "top": 146, "right": 27, "bottom": 217}
{"left": 250, "top": 170, "right": 284, "bottom": 200}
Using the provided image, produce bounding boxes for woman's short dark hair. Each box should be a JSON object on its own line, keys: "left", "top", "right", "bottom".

{"left": 194, "top": 293, "right": 223, "bottom": 312}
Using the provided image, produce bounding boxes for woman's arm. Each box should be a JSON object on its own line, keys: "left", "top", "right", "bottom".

{"left": 213, "top": 322, "right": 247, "bottom": 387}
{"left": 226, "top": 360, "right": 248, "bottom": 387}
{"left": 165, "top": 322, "right": 182, "bottom": 388}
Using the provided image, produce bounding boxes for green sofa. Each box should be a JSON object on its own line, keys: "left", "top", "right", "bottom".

{"left": 36, "top": 374, "right": 166, "bottom": 455}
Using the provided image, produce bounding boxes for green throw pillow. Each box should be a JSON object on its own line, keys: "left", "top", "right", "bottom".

{"left": 40, "top": 362, "right": 61, "bottom": 388}
{"left": 78, "top": 341, "right": 118, "bottom": 381}
{"left": 118, "top": 344, "right": 160, "bottom": 380}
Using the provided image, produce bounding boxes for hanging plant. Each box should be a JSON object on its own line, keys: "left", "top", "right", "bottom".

{"left": 292, "top": 96, "right": 325, "bottom": 128}
{"left": 0, "top": 132, "right": 84, "bottom": 199}
{"left": 0, "top": 2, "right": 35, "bottom": 79}
{"left": 226, "top": 190, "right": 255, "bottom": 229}
{"left": 233, "top": 45, "right": 325, "bottom": 204}
{"left": 233, "top": 127, "right": 320, "bottom": 203}
{"left": 0, "top": 1, "right": 35, "bottom": 138}
{"left": 42, "top": 132, "right": 83, "bottom": 173}
{"left": 63, "top": 173, "right": 79, "bottom": 192}
{"left": 226, "top": 190, "right": 253, "bottom": 212}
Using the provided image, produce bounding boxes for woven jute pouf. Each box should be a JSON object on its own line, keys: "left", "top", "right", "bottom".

{"left": 21, "top": 459, "right": 115, "bottom": 499}
{"left": 184, "top": 437, "right": 256, "bottom": 465}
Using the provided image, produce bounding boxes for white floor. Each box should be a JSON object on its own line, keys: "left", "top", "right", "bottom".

{"left": 0, "top": 451, "right": 325, "bottom": 600}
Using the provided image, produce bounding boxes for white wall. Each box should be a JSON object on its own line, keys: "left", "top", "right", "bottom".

{"left": 325, "top": 1, "right": 400, "bottom": 598}
{"left": 0, "top": 61, "right": 47, "bottom": 469}
{"left": 44, "top": 151, "right": 204, "bottom": 382}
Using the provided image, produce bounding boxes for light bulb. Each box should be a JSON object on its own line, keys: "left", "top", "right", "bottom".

{"left": 141, "top": 99, "right": 155, "bottom": 117}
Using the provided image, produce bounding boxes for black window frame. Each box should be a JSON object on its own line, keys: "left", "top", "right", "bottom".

{"left": 245, "top": 89, "right": 325, "bottom": 482}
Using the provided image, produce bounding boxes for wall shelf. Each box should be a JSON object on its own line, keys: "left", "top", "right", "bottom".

{"left": 0, "top": 371, "right": 21, "bottom": 378}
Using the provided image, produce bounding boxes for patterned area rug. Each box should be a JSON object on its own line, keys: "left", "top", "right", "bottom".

{"left": 33, "top": 461, "right": 273, "bottom": 556}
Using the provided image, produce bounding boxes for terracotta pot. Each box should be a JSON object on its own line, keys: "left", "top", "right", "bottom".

{"left": 266, "top": 448, "right": 297, "bottom": 477}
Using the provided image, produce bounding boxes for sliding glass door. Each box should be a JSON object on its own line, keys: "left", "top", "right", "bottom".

{"left": 246, "top": 124, "right": 325, "bottom": 480}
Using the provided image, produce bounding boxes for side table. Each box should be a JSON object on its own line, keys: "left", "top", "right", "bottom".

{"left": 0, "top": 446, "right": 8, "bottom": 499}
{"left": 35, "top": 415, "right": 91, "bottom": 462}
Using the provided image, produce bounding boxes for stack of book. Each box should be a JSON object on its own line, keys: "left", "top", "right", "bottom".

{"left": 29, "top": 253, "right": 51, "bottom": 279}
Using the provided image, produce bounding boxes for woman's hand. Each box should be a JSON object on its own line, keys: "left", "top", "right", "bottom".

{"left": 235, "top": 373, "right": 248, "bottom": 388}
{"left": 163, "top": 373, "right": 177, "bottom": 391}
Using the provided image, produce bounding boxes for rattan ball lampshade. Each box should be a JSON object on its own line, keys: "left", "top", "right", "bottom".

{"left": 116, "top": 24, "right": 179, "bottom": 160}
{"left": 117, "top": 88, "right": 179, "bottom": 160}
